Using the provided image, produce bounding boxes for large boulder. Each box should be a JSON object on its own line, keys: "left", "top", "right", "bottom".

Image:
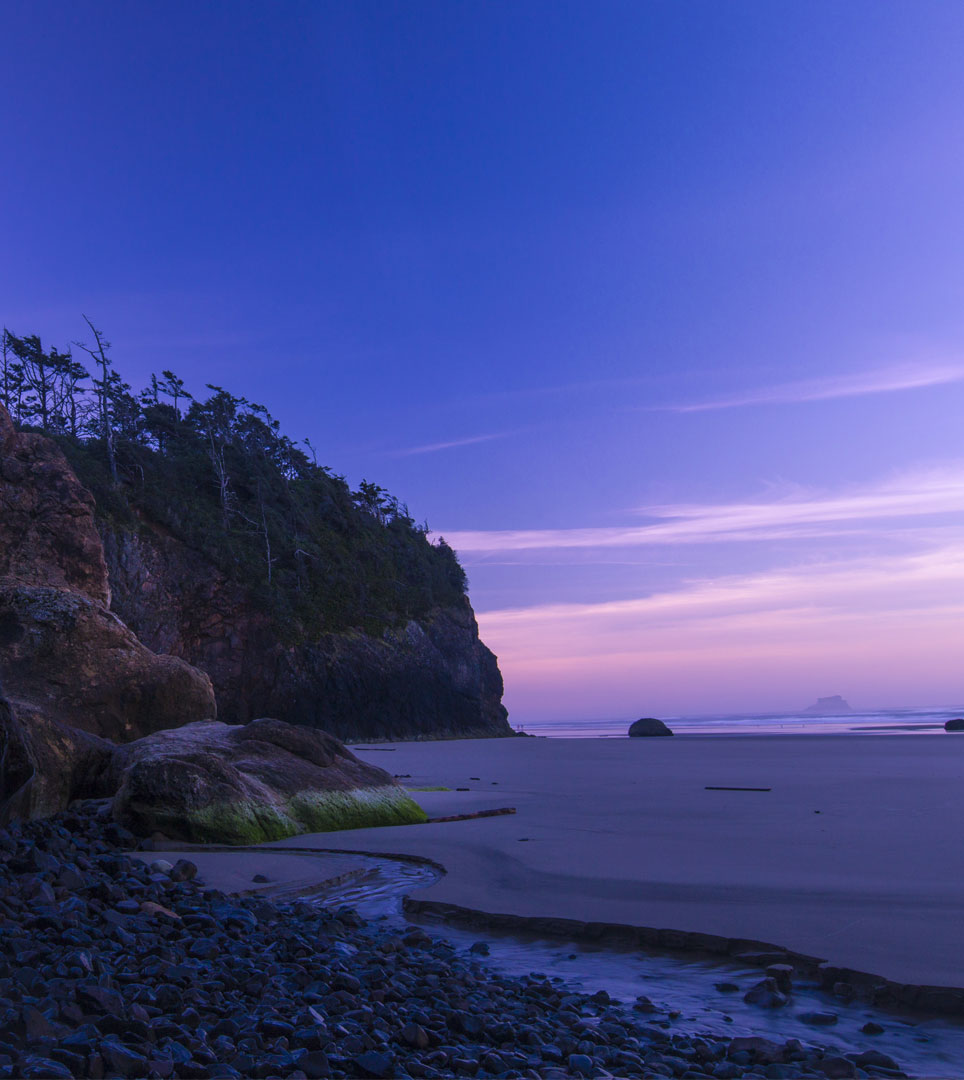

{"left": 0, "top": 684, "right": 33, "bottom": 823}
{"left": 0, "top": 583, "right": 215, "bottom": 743}
{"left": 945, "top": 718, "right": 964, "bottom": 732}
{"left": 0, "top": 680, "right": 115, "bottom": 823}
{"left": 113, "top": 718, "right": 428, "bottom": 843}
{"left": 628, "top": 717, "right": 674, "bottom": 737}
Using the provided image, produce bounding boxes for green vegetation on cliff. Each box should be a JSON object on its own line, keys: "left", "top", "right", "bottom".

{"left": 1, "top": 324, "right": 467, "bottom": 637}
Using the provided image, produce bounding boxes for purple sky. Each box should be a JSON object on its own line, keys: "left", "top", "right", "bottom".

{"left": 4, "top": 2, "right": 964, "bottom": 722}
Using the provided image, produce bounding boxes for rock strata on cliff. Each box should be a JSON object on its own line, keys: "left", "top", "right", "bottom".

{"left": 0, "top": 405, "right": 215, "bottom": 743}
{"left": 0, "top": 399, "right": 510, "bottom": 825}
{"left": 113, "top": 718, "right": 427, "bottom": 843}
{"left": 102, "top": 525, "right": 510, "bottom": 740}
{"left": 0, "top": 404, "right": 109, "bottom": 605}
{"left": 0, "top": 405, "right": 216, "bottom": 817}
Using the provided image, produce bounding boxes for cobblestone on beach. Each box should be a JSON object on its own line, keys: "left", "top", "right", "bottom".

{"left": 0, "top": 803, "right": 908, "bottom": 1079}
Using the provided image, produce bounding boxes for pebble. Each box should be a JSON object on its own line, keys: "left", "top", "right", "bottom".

{"left": 0, "top": 802, "right": 913, "bottom": 1080}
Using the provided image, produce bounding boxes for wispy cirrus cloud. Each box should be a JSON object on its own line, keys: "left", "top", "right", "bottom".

{"left": 477, "top": 542, "right": 964, "bottom": 715}
{"left": 390, "top": 431, "right": 510, "bottom": 457}
{"left": 660, "top": 363, "right": 964, "bottom": 413}
{"left": 440, "top": 465, "right": 964, "bottom": 554}
{"left": 482, "top": 544, "right": 964, "bottom": 639}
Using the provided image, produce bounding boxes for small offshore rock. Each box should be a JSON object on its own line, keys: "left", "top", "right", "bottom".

{"left": 628, "top": 717, "right": 674, "bottom": 737}
{"left": 944, "top": 718, "right": 964, "bottom": 731}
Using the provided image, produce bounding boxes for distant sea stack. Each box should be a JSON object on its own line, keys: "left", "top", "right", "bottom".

{"left": 803, "top": 695, "right": 852, "bottom": 715}
{"left": 628, "top": 717, "right": 674, "bottom": 737}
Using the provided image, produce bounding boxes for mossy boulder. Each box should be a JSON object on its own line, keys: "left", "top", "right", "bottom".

{"left": 112, "top": 718, "right": 427, "bottom": 843}
{"left": 628, "top": 717, "right": 674, "bottom": 737}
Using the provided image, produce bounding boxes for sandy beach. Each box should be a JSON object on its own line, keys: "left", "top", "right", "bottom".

{"left": 239, "top": 734, "right": 964, "bottom": 992}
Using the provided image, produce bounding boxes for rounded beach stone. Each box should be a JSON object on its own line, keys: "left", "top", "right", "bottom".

{"left": 742, "top": 979, "right": 788, "bottom": 1008}
{"left": 628, "top": 717, "right": 674, "bottom": 737}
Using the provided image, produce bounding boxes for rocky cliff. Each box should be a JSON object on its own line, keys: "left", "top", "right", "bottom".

{"left": 0, "top": 402, "right": 509, "bottom": 749}
{"left": 0, "top": 398, "right": 508, "bottom": 828}
{"left": 101, "top": 523, "right": 510, "bottom": 740}
{"left": 0, "top": 405, "right": 217, "bottom": 818}
{"left": 0, "top": 406, "right": 216, "bottom": 746}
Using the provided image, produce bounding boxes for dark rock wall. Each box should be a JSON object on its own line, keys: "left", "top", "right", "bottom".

{"left": 0, "top": 405, "right": 110, "bottom": 606}
{"left": 101, "top": 519, "right": 511, "bottom": 741}
{"left": 0, "top": 679, "right": 117, "bottom": 823}
{"left": 0, "top": 404, "right": 216, "bottom": 818}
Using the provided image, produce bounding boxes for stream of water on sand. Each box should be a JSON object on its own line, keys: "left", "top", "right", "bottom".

{"left": 304, "top": 855, "right": 964, "bottom": 1079}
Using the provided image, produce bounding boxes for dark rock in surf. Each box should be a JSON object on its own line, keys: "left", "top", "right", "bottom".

{"left": 628, "top": 717, "right": 674, "bottom": 737}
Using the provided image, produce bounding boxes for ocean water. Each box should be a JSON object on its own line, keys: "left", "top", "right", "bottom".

{"left": 516, "top": 704, "right": 964, "bottom": 738}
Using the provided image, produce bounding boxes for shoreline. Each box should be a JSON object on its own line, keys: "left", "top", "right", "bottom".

{"left": 277, "top": 734, "right": 964, "bottom": 994}
{"left": 145, "top": 841, "right": 964, "bottom": 1019}
{"left": 7, "top": 802, "right": 899, "bottom": 1080}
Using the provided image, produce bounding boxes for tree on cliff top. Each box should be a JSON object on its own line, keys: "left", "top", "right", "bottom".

{"left": 0, "top": 322, "right": 468, "bottom": 638}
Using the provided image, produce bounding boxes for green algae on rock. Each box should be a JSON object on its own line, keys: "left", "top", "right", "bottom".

{"left": 113, "top": 718, "right": 427, "bottom": 844}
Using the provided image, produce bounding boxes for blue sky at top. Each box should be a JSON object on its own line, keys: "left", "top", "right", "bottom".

{"left": 4, "top": 1, "right": 964, "bottom": 719}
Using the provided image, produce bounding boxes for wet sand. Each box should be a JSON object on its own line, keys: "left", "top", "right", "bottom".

{"left": 264, "top": 734, "right": 964, "bottom": 989}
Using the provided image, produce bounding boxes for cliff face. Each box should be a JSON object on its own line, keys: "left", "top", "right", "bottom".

{"left": 0, "top": 400, "right": 509, "bottom": 762}
{"left": 0, "top": 405, "right": 216, "bottom": 818}
{"left": 0, "top": 405, "right": 110, "bottom": 605}
{"left": 0, "top": 402, "right": 510, "bottom": 824}
{"left": 101, "top": 524, "right": 510, "bottom": 740}
{"left": 0, "top": 406, "right": 216, "bottom": 742}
